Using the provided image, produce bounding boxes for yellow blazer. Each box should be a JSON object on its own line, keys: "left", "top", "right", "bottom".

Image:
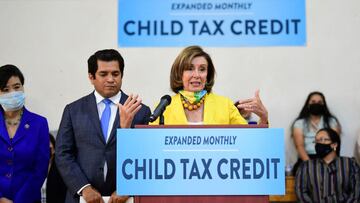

{"left": 150, "top": 93, "right": 247, "bottom": 125}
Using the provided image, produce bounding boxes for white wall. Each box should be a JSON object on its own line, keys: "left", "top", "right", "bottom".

{"left": 1, "top": 0, "right": 360, "bottom": 165}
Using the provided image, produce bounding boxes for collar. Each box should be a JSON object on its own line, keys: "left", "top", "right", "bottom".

{"left": 93, "top": 90, "right": 122, "bottom": 105}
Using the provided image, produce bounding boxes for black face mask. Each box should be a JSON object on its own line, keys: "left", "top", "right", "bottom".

{"left": 315, "top": 143, "right": 333, "bottom": 158}
{"left": 309, "top": 103, "right": 325, "bottom": 116}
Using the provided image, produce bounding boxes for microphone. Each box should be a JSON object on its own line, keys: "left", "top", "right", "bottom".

{"left": 149, "top": 95, "right": 171, "bottom": 122}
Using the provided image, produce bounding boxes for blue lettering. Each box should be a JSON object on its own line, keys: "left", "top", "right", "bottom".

{"left": 271, "top": 158, "right": 280, "bottom": 179}
{"left": 213, "top": 20, "right": 224, "bottom": 35}
{"left": 230, "top": 159, "right": 240, "bottom": 179}
{"left": 253, "top": 158, "right": 264, "bottom": 179}
{"left": 242, "top": 158, "right": 251, "bottom": 179}
{"left": 124, "top": 20, "right": 135, "bottom": 36}
{"left": 122, "top": 159, "right": 133, "bottom": 180}
{"left": 180, "top": 158, "right": 189, "bottom": 179}
{"left": 217, "top": 158, "right": 228, "bottom": 179}
{"left": 164, "top": 159, "right": 176, "bottom": 179}
{"left": 189, "top": 159, "right": 201, "bottom": 179}
{"left": 135, "top": 159, "right": 146, "bottom": 179}
{"left": 259, "top": 19, "right": 268, "bottom": 35}
{"left": 201, "top": 159, "right": 212, "bottom": 179}
{"left": 230, "top": 20, "right": 242, "bottom": 35}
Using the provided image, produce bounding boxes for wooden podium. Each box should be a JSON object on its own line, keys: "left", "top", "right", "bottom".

{"left": 132, "top": 125, "right": 270, "bottom": 203}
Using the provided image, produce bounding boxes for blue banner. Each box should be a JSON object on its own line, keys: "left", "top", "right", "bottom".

{"left": 117, "top": 128, "right": 285, "bottom": 195}
{"left": 118, "top": 0, "right": 306, "bottom": 47}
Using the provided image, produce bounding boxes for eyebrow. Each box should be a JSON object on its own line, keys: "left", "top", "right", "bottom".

{"left": 12, "top": 83, "right": 22, "bottom": 86}
{"left": 4, "top": 83, "right": 22, "bottom": 88}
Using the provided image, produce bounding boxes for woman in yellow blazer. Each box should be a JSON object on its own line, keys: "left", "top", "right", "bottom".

{"left": 151, "top": 46, "right": 268, "bottom": 125}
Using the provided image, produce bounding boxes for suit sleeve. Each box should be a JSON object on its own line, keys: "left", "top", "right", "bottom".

{"left": 55, "top": 105, "right": 90, "bottom": 197}
{"left": 228, "top": 98, "right": 247, "bottom": 124}
{"left": 14, "top": 118, "right": 50, "bottom": 203}
{"left": 131, "top": 104, "right": 151, "bottom": 127}
{"left": 141, "top": 105, "right": 151, "bottom": 125}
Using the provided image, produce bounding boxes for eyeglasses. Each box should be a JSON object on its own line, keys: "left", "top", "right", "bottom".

{"left": 313, "top": 138, "right": 332, "bottom": 143}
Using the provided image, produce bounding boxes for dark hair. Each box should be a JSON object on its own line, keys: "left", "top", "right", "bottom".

{"left": 170, "top": 46, "right": 216, "bottom": 93}
{"left": 0, "top": 64, "right": 25, "bottom": 90}
{"left": 317, "top": 128, "right": 341, "bottom": 156}
{"left": 87, "top": 49, "right": 125, "bottom": 79}
{"left": 291, "top": 91, "right": 341, "bottom": 133}
{"left": 49, "top": 133, "right": 55, "bottom": 147}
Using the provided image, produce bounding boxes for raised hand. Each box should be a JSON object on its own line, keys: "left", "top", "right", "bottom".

{"left": 236, "top": 90, "right": 268, "bottom": 124}
{"left": 117, "top": 94, "right": 142, "bottom": 128}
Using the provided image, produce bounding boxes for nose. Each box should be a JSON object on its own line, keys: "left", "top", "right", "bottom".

{"left": 106, "top": 75, "right": 115, "bottom": 83}
{"left": 192, "top": 69, "right": 200, "bottom": 77}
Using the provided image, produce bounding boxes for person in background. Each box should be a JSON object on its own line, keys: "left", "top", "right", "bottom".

{"left": 296, "top": 128, "right": 360, "bottom": 202}
{"left": 40, "top": 134, "right": 55, "bottom": 203}
{"left": 291, "top": 91, "right": 341, "bottom": 174}
{"left": 356, "top": 130, "right": 360, "bottom": 164}
{"left": 0, "top": 64, "right": 49, "bottom": 203}
{"left": 150, "top": 45, "right": 268, "bottom": 125}
{"left": 46, "top": 133, "right": 66, "bottom": 203}
{"left": 56, "top": 49, "right": 151, "bottom": 203}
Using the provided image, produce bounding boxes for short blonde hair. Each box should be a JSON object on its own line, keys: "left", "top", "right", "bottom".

{"left": 170, "top": 46, "right": 215, "bottom": 93}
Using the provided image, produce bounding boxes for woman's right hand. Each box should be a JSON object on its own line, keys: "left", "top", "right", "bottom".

{"left": 236, "top": 90, "right": 268, "bottom": 124}
{"left": 0, "top": 197, "right": 13, "bottom": 203}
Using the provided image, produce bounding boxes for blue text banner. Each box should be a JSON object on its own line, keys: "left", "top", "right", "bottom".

{"left": 118, "top": 0, "right": 306, "bottom": 47}
{"left": 117, "top": 128, "right": 285, "bottom": 195}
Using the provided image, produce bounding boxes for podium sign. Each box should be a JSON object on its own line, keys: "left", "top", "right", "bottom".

{"left": 117, "top": 128, "right": 284, "bottom": 195}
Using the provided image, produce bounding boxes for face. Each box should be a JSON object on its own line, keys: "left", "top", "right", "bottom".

{"left": 0, "top": 76, "right": 24, "bottom": 95}
{"left": 182, "top": 56, "right": 208, "bottom": 92}
{"left": 315, "top": 130, "right": 337, "bottom": 148}
{"left": 89, "top": 60, "right": 122, "bottom": 98}
{"left": 315, "top": 131, "right": 332, "bottom": 144}
{"left": 308, "top": 94, "right": 324, "bottom": 105}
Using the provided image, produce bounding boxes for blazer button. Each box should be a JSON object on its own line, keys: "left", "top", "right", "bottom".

{"left": 5, "top": 173, "right": 12, "bottom": 178}
{"left": 8, "top": 147, "right": 13, "bottom": 152}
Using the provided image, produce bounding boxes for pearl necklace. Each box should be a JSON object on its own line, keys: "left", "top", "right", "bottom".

{"left": 181, "top": 96, "right": 205, "bottom": 111}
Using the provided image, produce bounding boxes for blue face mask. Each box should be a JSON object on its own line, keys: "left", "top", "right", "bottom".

{"left": 0, "top": 91, "right": 25, "bottom": 111}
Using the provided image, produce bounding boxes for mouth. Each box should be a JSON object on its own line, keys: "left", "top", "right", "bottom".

{"left": 190, "top": 82, "right": 202, "bottom": 86}
{"left": 104, "top": 85, "right": 116, "bottom": 89}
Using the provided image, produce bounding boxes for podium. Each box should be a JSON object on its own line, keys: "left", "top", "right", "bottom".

{"left": 129, "top": 124, "right": 271, "bottom": 203}
{"left": 134, "top": 195, "right": 268, "bottom": 203}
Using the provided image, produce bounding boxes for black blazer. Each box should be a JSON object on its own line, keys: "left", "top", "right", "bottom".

{"left": 55, "top": 92, "right": 151, "bottom": 203}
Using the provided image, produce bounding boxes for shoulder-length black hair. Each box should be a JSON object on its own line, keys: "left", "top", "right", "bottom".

{"left": 291, "top": 91, "right": 341, "bottom": 134}
{"left": 0, "top": 64, "right": 25, "bottom": 90}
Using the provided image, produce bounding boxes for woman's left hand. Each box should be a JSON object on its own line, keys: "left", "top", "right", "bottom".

{"left": 236, "top": 90, "right": 268, "bottom": 124}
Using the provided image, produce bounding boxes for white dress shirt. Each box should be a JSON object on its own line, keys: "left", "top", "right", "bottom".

{"left": 94, "top": 90, "right": 122, "bottom": 143}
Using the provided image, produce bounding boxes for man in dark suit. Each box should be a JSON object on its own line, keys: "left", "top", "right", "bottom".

{"left": 55, "top": 49, "right": 151, "bottom": 203}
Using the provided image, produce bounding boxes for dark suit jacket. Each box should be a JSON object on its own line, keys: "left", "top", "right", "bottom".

{"left": 55, "top": 92, "right": 150, "bottom": 203}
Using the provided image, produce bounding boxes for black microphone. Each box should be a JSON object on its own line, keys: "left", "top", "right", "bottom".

{"left": 149, "top": 95, "right": 171, "bottom": 122}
